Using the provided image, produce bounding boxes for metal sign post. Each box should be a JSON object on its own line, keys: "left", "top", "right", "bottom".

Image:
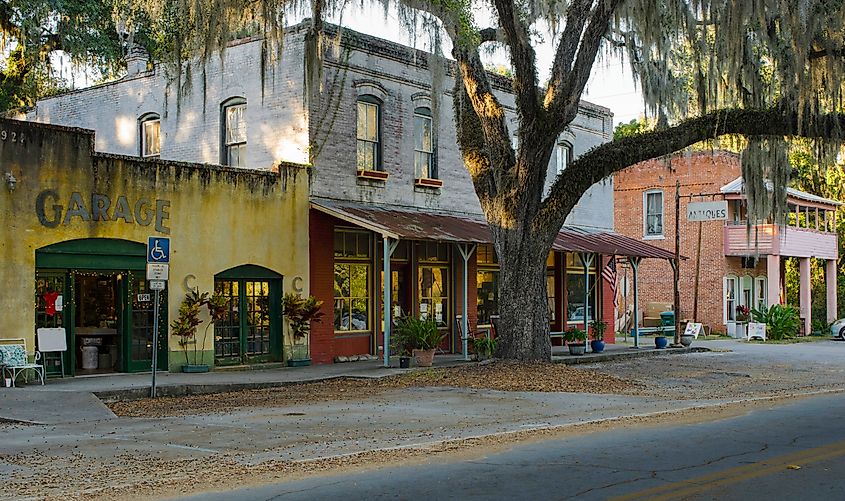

{"left": 146, "top": 237, "right": 170, "bottom": 398}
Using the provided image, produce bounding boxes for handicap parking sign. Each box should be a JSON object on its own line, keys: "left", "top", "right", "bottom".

{"left": 147, "top": 237, "right": 170, "bottom": 263}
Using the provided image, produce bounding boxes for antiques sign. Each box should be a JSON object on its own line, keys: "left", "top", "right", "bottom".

{"left": 686, "top": 201, "right": 728, "bottom": 222}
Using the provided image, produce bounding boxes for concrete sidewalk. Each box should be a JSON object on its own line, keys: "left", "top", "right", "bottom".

{"left": 0, "top": 344, "right": 707, "bottom": 424}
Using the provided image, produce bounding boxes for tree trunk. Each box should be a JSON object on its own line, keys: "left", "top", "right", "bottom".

{"left": 494, "top": 232, "right": 552, "bottom": 361}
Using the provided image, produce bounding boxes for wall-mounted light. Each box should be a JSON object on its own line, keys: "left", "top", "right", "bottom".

{"left": 4, "top": 172, "right": 16, "bottom": 192}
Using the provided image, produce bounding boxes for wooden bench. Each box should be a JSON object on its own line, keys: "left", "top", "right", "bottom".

{"left": 0, "top": 338, "right": 45, "bottom": 387}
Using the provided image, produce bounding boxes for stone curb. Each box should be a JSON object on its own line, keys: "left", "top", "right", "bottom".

{"left": 553, "top": 346, "right": 711, "bottom": 365}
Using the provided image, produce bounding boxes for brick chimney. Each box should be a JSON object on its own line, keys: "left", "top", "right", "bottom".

{"left": 125, "top": 44, "right": 149, "bottom": 77}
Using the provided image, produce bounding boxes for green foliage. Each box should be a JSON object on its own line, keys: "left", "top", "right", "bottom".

{"left": 0, "top": 0, "right": 157, "bottom": 111}
{"left": 281, "top": 293, "right": 325, "bottom": 340}
{"left": 613, "top": 118, "right": 653, "bottom": 140}
{"left": 471, "top": 336, "right": 496, "bottom": 359}
{"left": 563, "top": 327, "right": 587, "bottom": 344}
{"left": 589, "top": 320, "right": 607, "bottom": 341}
{"left": 170, "top": 291, "right": 203, "bottom": 364}
{"left": 394, "top": 315, "right": 444, "bottom": 354}
{"left": 751, "top": 304, "right": 801, "bottom": 340}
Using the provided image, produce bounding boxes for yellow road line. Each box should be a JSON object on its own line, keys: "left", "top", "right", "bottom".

{"left": 610, "top": 439, "right": 845, "bottom": 501}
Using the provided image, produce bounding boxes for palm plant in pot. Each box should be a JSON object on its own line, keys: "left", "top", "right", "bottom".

{"left": 589, "top": 320, "right": 607, "bottom": 353}
{"left": 171, "top": 290, "right": 228, "bottom": 372}
{"left": 563, "top": 327, "right": 588, "bottom": 356}
{"left": 395, "top": 315, "right": 444, "bottom": 367}
{"left": 282, "top": 293, "right": 324, "bottom": 366}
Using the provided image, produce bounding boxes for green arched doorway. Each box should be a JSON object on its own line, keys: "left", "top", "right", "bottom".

{"left": 35, "top": 238, "right": 167, "bottom": 375}
{"left": 213, "top": 265, "right": 283, "bottom": 365}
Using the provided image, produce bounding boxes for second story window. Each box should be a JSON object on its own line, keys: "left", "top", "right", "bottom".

{"left": 644, "top": 189, "right": 664, "bottom": 238}
{"left": 414, "top": 107, "right": 435, "bottom": 179}
{"left": 140, "top": 114, "right": 160, "bottom": 158}
{"left": 357, "top": 96, "right": 381, "bottom": 171}
{"left": 222, "top": 98, "right": 246, "bottom": 167}
{"left": 555, "top": 142, "right": 572, "bottom": 176}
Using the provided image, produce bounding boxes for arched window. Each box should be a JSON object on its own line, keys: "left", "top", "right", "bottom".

{"left": 357, "top": 95, "right": 382, "bottom": 172}
{"left": 139, "top": 113, "right": 160, "bottom": 158}
{"left": 221, "top": 97, "right": 247, "bottom": 167}
{"left": 555, "top": 142, "right": 573, "bottom": 176}
{"left": 414, "top": 107, "right": 436, "bottom": 179}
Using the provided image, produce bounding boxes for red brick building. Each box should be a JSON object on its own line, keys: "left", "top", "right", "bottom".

{"left": 614, "top": 151, "right": 840, "bottom": 336}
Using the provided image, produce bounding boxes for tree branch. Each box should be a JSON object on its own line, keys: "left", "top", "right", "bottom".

{"left": 493, "top": 0, "right": 541, "bottom": 120}
{"left": 536, "top": 106, "right": 845, "bottom": 233}
{"left": 544, "top": 0, "right": 592, "bottom": 108}
{"left": 547, "top": 0, "right": 622, "bottom": 125}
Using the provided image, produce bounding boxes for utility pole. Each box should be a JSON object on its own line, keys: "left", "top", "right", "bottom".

{"left": 673, "top": 180, "right": 682, "bottom": 346}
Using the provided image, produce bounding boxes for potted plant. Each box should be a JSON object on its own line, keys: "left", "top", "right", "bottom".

{"left": 589, "top": 320, "right": 607, "bottom": 353}
{"left": 471, "top": 336, "right": 497, "bottom": 361}
{"left": 395, "top": 315, "right": 444, "bottom": 367}
{"left": 171, "top": 290, "right": 227, "bottom": 372}
{"left": 734, "top": 305, "right": 750, "bottom": 339}
{"left": 563, "top": 327, "right": 587, "bottom": 355}
{"left": 654, "top": 325, "right": 669, "bottom": 349}
{"left": 282, "top": 293, "right": 324, "bottom": 367}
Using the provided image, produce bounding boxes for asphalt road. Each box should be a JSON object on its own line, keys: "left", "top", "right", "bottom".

{"left": 179, "top": 391, "right": 845, "bottom": 501}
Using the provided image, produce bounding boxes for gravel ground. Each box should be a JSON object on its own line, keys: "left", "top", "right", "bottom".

{"left": 109, "top": 361, "right": 642, "bottom": 418}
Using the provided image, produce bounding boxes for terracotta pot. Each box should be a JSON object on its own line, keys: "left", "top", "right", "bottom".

{"left": 413, "top": 348, "right": 436, "bottom": 367}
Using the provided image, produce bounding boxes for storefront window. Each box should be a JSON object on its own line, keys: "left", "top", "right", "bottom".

{"left": 334, "top": 263, "right": 370, "bottom": 331}
{"left": 566, "top": 253, "right": 597, "bottom": 324}
{"left": 547, "top": 252, "right": 557, "bottom": 322}
{"left": 334, "top": 229, "right": 372, "bottom": 332}
{"left": 419, "top": 266, "right": 448, "bottom": 328}
{"left": 476, "top": 245, "right": 499, "bottom": 326}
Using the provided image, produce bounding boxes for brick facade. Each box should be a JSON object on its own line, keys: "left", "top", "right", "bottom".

{"left": 614, "top": 152, "right": 753, "bottom": 333}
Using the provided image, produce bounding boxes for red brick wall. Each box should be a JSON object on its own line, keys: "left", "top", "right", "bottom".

{"left": 614, "top": 151, "right": 745, "bottom": 334}
{"left": 309, "top": 210, "right": 336, "bottom": 364}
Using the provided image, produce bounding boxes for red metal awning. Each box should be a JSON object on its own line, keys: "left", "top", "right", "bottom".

{"left": 311, "top": 199, "right": 679, "bottom": 260}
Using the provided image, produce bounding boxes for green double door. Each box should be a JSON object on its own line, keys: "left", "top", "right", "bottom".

{"left": 214, "top": 266, "right": 282, "bottom": 366}
{"left": 35, "top": 239, "right": 167, "bottom": 375}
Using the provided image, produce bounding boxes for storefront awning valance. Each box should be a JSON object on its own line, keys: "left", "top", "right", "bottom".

{"left": 311, "top": 199, "right": 678, "bottom": 260}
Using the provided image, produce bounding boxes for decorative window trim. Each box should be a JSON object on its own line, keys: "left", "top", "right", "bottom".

{"left": 411, "top": 92, "right": 432, "bottom": 107}
{"left": 353, "top": 79, "right": 388, "bottom": 102}
{"left": 555, "top": 141, "right": 573, "bottom": 176}
{"left": 414, "top": 177, "right": 443, "bottom": 188}
{"left": 138, "top": 112, "right": 161, "bottom": 158}
{"left": 643, "top": 189, "right": 665, "bottom": 240}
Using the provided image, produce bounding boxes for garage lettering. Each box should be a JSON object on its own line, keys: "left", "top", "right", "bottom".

{"left": 36, "top": 191, "right": 171, "bottom": 234}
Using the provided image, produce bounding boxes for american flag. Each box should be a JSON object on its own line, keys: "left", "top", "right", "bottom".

{"left": 601, "top": 255, "right": 619, "bottom": 308}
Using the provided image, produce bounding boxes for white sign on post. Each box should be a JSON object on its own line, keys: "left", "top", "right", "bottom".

{"left": 149, "top": 280, "right": 166, "bottom": 291}
{"left": 146, "top": 263, "right": 169, "bottom": 280}
{"left": 687, "top": 201, "right": 729, "bottom": 221}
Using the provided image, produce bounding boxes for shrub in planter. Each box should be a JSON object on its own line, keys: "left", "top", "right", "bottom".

{"left": 395, "top": 316, "right": 444, "bottom": 367}
{"left": 171, "top": 290, "right": 228, "bottom": 372}
{"left": 281, "top": 293, "right": 324, "bottom": 366}
{"left": 471, "top": 336, "right": 497, "bottom": 360}
{"left": 751, "top": 304, "right": 800, "bottom": 340}
{"left": 589, "top": 320, "right": 607, "bottom": 353}
{"left": 563, "top": 327, "right": 587, "bottom": 356}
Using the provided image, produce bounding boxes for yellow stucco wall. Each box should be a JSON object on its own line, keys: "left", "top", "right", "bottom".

{"left": 0, "top": 119, "right": 310, "bottom": 370}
